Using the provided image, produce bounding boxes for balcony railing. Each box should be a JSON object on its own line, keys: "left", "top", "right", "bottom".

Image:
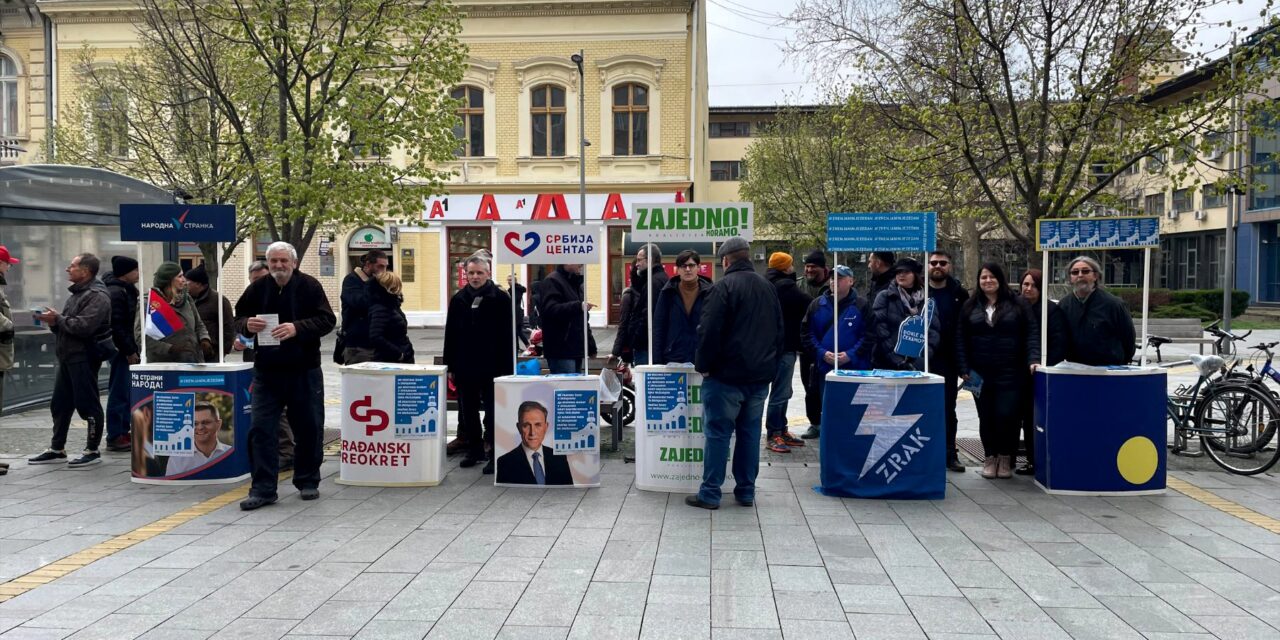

{"left": 0, "top": 138, "right": 21, "bottom": 165}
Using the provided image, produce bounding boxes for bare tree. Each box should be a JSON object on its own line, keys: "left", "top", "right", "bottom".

{"left": 788, "top": 0, "right": 1280, "bottom": 260}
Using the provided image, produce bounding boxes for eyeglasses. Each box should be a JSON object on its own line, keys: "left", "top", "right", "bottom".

{"left": 1069, "top": 269, "right": 1093, "bottom": 276}
{"left": 929, "top": 260, "right": 949, "bottom": 266}
{"left": 678, "top": 263, "right": 699, "bottom": 269}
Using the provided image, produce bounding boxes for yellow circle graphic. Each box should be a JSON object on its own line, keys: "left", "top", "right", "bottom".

{"left": 1116, "top": 436, "right": 1159, "bottom": 485}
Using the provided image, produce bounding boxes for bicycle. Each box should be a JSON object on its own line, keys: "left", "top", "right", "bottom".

{"left": 1204, "top": 319, "right": 1252, "bottom": 358}
{"left": 1167, "top": 354, "right": 1280, "bottom": 475}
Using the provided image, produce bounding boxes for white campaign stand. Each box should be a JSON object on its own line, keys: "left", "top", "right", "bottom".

{"left": 634, "top": 364, "right": 705, "bottom": 493}
{"left": 493, "top": 374, "right": 601, "bottom": 488}
{"left": 338, "top": 362, "right": 447, "bottom": 487}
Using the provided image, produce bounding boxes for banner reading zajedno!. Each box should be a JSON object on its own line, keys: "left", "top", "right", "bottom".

{"left": 630, "top": 203, "right": 754, "bottom": 242}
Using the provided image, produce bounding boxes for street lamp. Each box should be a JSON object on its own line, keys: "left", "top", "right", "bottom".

{"left": 571, "top": 51, "right": 586, "bottom": 225}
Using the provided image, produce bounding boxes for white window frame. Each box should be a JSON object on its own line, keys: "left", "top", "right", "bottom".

{"left": 457, "top": 58, "right": 498, "bottom": 158}
{"left": 513, "top": 57, "right": 579, "bottom": 159}
{"left": 0, "top": 48, "right": 25, "bottom": 139}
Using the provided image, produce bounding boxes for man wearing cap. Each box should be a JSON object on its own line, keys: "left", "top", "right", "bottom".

{"left": 185, "top": 263, "right": 236, "bottom": 357}
{"left": 687, "top": 237, "right": 784, "bottom": 510}
{"left": 800, "top": 265, "right": 869, "bottom": 439}
{"left": 103, "top": 256, "right": 141, "bottom": 452}
{"left": 29, "top": 254, "right": 112, "bottom": 468}
{"left": 0, "top": 246, "right": 16, "bottom": 474}
{"left": 764, "top": 252, "right": 811, "bottom": 453}
{"left": 797, "top": 250, "right": 831, "bottom": 439}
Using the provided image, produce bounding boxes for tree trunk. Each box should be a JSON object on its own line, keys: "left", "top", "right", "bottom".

{"left": 960, "top": 217, "right": 982, "bottom": 288}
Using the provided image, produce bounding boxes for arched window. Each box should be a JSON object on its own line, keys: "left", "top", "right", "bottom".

{"left": 0, "top": 55, "right": 17, "bottom": 137}
{"left": 530, "top": 84, "right": 566, "bottom": 157}
{"left": 451, "top": 85, "right": 484, "bottom": 157}
{"left": 93, "top": 87, "right": 130, "bottom": 158}
{"left": 612, "top": 83, "right": 648, "bottom": 156}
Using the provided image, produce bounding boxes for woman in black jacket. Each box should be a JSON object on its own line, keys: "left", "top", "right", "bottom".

{"left": 368, "top": 271, "right": 413, "bottom": 364}
{"left": 867, "top": 258, "right": 940, "bottom": 370}
{"left": 957, "top": 263, "right": 1039, "bottom": 479}
{"left": 1015, "top": 268, "right": 1066, "bottom": 475}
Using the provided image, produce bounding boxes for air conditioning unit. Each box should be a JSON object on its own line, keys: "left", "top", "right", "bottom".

{"left": 1167, "top": 209, "right": 1179, "bottom": 220}
{"left": 1194, "top": 209, "right": 1207, "bottom": 220}
{"left": 1207, "top": 148, "right": 1224, "bottom": 161}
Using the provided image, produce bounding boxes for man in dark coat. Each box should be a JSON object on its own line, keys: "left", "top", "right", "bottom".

{"left": 536, "top": 264, "right": 596, "bottom": 374}
{"left": 613, "top": 246, "right": 669, "bottom": 365}
{"left": 926, "top": 250, "right": 969, "bottom": 472}
{"left": 338, "top": 249, "right": 388, "bottom": 364}
{"left": 866, "top": 251, "right": 896, "bottom": 307}
{"left": 29, "top": 254, "right": 113, "bottom": 468}
{"left": 652, "top": 250, "right": 712, "bottom": 364}
{"left": 443, "top": 255, "right": 514, "bottom": 473}
{"left": 234, "top": 242, "right": 336, "bottom": 510}
{"left": 185, "top": 263, "right": 236, "bottom": 357}
{"left": 687, "top": 238, "right": 784, "bottom": 510}
{"left": 1058, "top": 256, "right": 1135, "bottom": 365}
{"left": 764, "top": 252, "right": 811, "bottom": 453}
{"left": 103, "top": 256, "right": 140, "bottom": 452}
{"left": 797, "top": 250, "right": 830, "bottom": 438}
{"left": 496, "top": 400, "right": 573, "bottom": 485}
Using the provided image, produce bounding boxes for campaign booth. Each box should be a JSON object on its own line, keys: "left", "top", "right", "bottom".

{"left": 337, "top": 362, "right": 447, "bottom": 487}
{"left": 628, "top": 202, "right": 753, "bottom": 493}
{"left": 1033, "top": 217, "right": 1167, "bottom": 495}
{"left": 633, "top": 365, "right": 704, "bottom": 493}
{"left": 816, "top": 212, "right": 947, "bottom": 499}
{"left": 492, "top": 223, "right": 602, "bottom": 488}
{"left": 119, "top": 204, "right": 252, "bottom": 485}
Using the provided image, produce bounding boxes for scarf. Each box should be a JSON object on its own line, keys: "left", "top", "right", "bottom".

{"left": 897, "top": 285, "right": 925, "bottom": 315}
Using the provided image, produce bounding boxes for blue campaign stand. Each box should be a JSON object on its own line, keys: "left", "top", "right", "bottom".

{"left": 1034, "top": 366, "right": 1167, "bottom": 495}
{"left": 129, "top": 363, "right": 253, "bottom": 485}
{"left": 817, "top": 370, "right": 946, "bottom": 500}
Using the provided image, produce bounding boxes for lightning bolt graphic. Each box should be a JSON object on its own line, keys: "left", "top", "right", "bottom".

{"left": 851, "top": 384, "right": 922, "bottom": 478}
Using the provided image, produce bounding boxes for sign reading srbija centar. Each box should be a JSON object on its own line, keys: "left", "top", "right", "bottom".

{"left": 422, "top": 192, "right": 680, "bottom": 221}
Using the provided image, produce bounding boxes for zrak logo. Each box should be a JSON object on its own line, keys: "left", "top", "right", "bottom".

{"left": 349, "top": 396, "right": 388, "bottom": 436}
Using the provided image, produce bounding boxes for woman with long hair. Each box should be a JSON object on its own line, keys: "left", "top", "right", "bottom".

{"left": 957, "top": 263, "right": 1039, "bottom": 479}
{"left": 868, "top": 258, "right": 940, "bottom": 370}
{"left": 1015, "top": 268, "right": 1067, "bottom": 475}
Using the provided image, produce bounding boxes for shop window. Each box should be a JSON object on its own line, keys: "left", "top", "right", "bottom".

{"left": 451, "top": 85, "right": 484, "bottom": 157}
{"left": 0, "top": 55, "right": 16, "bottom": 137}
{"left": 612, "top": 83, "right": 648, "bottom": 156}
{"left": 448, "top": 227, "right": 489, "bottom": 297}
{"left": 530, "top": 84, "right": 566, "bottom": 157}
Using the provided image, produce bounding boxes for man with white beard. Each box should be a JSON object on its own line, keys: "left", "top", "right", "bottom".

{"left": 1056, "top": 256, "right": 1135, "bottom": 366}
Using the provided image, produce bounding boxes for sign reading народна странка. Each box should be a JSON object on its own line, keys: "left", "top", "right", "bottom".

{"left": 630, "top": 203, "right": 754, "bottom": 242}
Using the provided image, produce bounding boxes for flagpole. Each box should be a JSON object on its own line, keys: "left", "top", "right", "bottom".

{"left": 215, "top": 244, "right": 224, "bottom": 365}
{"left": 138, "top": 242, "right": 147, "bottom": 366}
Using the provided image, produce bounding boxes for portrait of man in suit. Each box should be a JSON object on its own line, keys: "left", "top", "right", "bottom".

{"left": 496, "top": 400, "right": 573, "bottom": 485}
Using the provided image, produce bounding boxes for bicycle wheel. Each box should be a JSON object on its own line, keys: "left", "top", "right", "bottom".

{"left": 1198, "top": 384, "right": 1280, "bottom": 475}
{"left": 1201, "top": 380, "right": 1280, "bottom": 454}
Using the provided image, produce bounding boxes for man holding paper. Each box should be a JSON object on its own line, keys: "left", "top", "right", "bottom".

{"left": 234, "top": 242, "right": 335, "bottom": 510}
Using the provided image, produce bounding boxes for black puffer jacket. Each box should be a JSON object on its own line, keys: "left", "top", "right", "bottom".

{"left": 103, "top": 273, "right": 139, "bottom": 359}
{"left": 695, "top": 259, "right": 784, "bottom": 384}
{"left": 52, "top": 279, "right": 112, "bottom": 364}
{"left": 367, "top": 281, "right": 413, "bottom": 364}
{"left": 1058, "top": 288, "right": 1136, "bottom": 366}
{"left": 536, "top": 266, "right": 596, "bottom": 360}
{"left": 867, "top": 283, "right": 941, "bottom": 370}
{"left": 443, "top": 280, "right": 513, "bottom": 379}
{"left": 613, "top": 264, "right": 669, "bottom": 357}
{"left": 767, "top": 268, "right": 813, "bottom": 354}
{"left": 340, "top": 269, "right": 374, "bottom": 349}
{"left": 1030, "top": 298, "right": 1068, "bottom": 366}
{"left": 956, "top": 296, "right": 1040, "bottom": 387}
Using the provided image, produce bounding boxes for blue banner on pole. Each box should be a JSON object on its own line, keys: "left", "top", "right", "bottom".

{"left": 826, "top": 212, "right": 937, "bottom": 252}
{"left": 1036, "top": 216, "right": 1159, "bottom": 251}
{"left": 120, "top": 204, "right": 237, "bottom": 242}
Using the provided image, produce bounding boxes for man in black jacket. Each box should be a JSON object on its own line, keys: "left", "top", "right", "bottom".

{"left": 764, "top": 252, "right": 811, "bottom": 453}
{"left": 536, "top": 264, "right": 596, "bottom": 374}
{"left": 866, "top": 251, "right": 896, "bottom": 306}
{"left": 185, "top": 264, "right": 236, "bottom": 357}
{"left": 103, "top": 256, "right": 140, "bottom": 453}
{"left": 443, "top": 255, "right": 514, "bottom": 473}
{"left": 1058, "top": 256, "right": 1135, "bottom": 366}
{"left": 612, "top": 246, "right": 669, "bottom": 365}
{"left": 926, "top": 250, "right": 969, "bottom": 472}
{"left": 687, "top": 238, "right": 784, "bottom": 510}
{"left": 797, "top": 250, "right": 830, "bottom": 438}
{"left": 338, "top": 249, "right": 388, "bottom": 364}
{"left": 29, "top": 254, "right": 113, "bottom": 468}
{"left": 235, "top": 242, "right": 336, "bottom": 510}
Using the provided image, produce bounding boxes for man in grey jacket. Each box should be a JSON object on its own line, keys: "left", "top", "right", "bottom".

{"left": 29, "top": 253, "right": 113, "bottom": 468}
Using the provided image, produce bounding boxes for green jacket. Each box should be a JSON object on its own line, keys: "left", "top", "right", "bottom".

{"left": 143, "top": 289, "right": 210, "bottom": 363}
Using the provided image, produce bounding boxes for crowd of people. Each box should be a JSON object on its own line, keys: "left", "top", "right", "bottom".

{"left": 3, "top": 237, "right": 1134, "bottom": 507}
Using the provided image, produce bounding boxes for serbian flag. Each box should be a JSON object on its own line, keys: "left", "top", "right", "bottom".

{"left": 145, "top": 290, "right": 185, "bottom": 340}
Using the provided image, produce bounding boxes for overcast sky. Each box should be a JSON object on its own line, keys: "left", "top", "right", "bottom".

{"left": 707, "top": 0, "right": 1276, "bottom": 106}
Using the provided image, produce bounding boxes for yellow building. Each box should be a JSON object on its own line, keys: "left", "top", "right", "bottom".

{"left": 7, "top": 0, "right": 709, "bottom": 326}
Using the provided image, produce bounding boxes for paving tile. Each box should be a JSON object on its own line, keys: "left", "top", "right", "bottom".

{"left": 453, "top": 581, "right": 528, "bottom": 611}
{"left": 1045, "top": 607, "right": 1144, "bottom": 639}
{"left": 767, "top": 566, "right": 832, "bottom": 593}
{"left": 986, "top": 620, "right": 1071, "bottom": 640}
{"left": 903, "top": 595, "right": 992, "bottom": 635}
{"left": 778, "top": 619, "right": 852, "bottom": 639}
{"left": 709, "top": 596, "right": 778, "bottom": 629}
{"left": 425, "top": 607, "right": 505, "bottom": 640}
{"left": 843, "top": 613, "right": 926, "bottom": 640}
{"left": 207, "top": 618, "right": 298, "bottom": 640}
{"left": 1188, "top": 615, "right": 1280, "bottom": 637}
{"left": 639, "top": 613, "right": 709, "bottom": 640}
{"left": 289, "top": 600, "right": 382, "bottom": 636}
{"left": 647, "top": 575, "right": 710, "bottom": 606}
{"left": 566, "top": 615, "right": 639, "bottom": 640}
{"left": 331, "top": 572, "right": 415, "bottom": 602}
{"left": 771, "top": 590, "right": 846, "bottom": 621}
{"left": 352, "top": 619, "right": 429, "bottom": 640}
{"left": 710, "top": 570, "right": 772, "bottom": 597}
{"left": 833, "top": 584, "right": 908, "bottom": 615}
{"left": 885, "top": 564, "right": 960, "bottom": 597}
{"left": 495, "top": 628, "right": 569, "bottom": 640}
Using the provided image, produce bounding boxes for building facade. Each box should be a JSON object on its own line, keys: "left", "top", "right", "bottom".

{"left": 6, "top": 0, "right": 709, "bottom": 326}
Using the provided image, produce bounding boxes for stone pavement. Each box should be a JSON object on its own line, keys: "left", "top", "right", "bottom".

{"left": 1, "top": 332, "right": 1280, "bottom": 638}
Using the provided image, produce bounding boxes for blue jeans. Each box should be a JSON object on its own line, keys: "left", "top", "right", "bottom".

{"left": 697, "top": 377, "right": 769, "bottom": 506}
{"left": 105, "top": 354, "right": 132, "bottom": 441}
{"left": 765, "top": 352, "right": 796, "bottom": 436}
{"left": 547, "top": 358, "right": 583, "bottom": 374}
